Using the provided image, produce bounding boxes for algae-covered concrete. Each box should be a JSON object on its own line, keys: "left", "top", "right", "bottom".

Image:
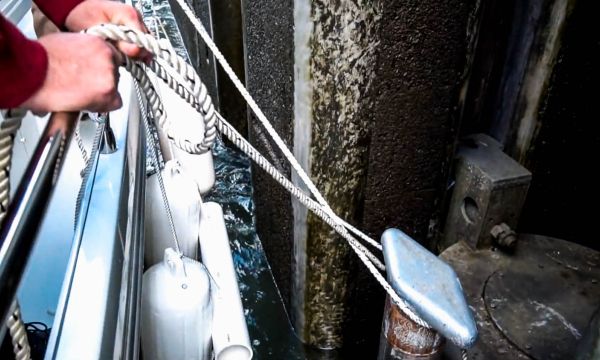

{"left": 293, "top": 0, "right": 382, "bottom": 349}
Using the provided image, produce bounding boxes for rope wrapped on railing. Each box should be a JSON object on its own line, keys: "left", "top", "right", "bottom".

{"left": 0, "top": 109, "right": 31, "bottom": 360}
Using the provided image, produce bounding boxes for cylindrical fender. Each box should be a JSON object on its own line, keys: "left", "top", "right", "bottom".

{"left": 145, "top": 160, "right": 200, "bottom": 267}
{"left": 199, "top": 202, "right": 253, "bottom": 360}
{"left": 141, "top": 248, "right": 213, "bottom": 360}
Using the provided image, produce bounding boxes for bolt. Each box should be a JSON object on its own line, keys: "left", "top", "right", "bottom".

{"left": 491, "top": 223, "right": 517, "bottom": 250}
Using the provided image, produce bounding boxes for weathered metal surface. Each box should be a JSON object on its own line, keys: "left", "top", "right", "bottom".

{"left": 489, "top": 223, "right": 517, "bottom": 250}
{"left": 442, "top": 134, "right": 531, "bottom": 250}
{"left": 506, "top": 0, "right": 574, "bottom": 163}
{"left": 440, "top": 234, "right": 600, "bottom": 359}
{"left": 378, "top": 296, "right": 443, "bottom": 360}
{"left": 381, "top": 229, "right": 477, "bottom": 348}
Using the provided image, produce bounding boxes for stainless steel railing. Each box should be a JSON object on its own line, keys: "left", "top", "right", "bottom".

{"left": 0, "top": 111, "right": 79, "bottom": 325}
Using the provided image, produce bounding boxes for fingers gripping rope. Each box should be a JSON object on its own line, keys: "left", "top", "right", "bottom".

{"left": 85, "top": 25, "right": 217, "bottom": 154}
{"left": 85, "top": 23, "right": 430, "bottom": 329}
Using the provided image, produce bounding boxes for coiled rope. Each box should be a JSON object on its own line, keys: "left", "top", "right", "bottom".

{"left": 85, "top": 23, "right": 429, "bottom": 328}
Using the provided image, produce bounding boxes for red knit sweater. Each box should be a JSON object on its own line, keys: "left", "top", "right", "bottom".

{"left": 0, "top": 0, "right": 83, "bottom": 108}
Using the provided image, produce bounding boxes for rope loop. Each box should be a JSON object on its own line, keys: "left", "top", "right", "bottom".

{"left": 86, "top": 24, "right": 216, "bottom": 154}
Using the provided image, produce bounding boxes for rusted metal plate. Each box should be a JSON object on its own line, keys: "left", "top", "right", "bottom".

{"left": 440, "top": 234, "right": 600, "bottom": 359}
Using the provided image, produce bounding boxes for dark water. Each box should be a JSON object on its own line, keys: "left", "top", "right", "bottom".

{"left": 206, "top": 138, "right": 306, "bottom": 359}
{"left": 137, "top": 0, "right": 306, "bottom": 357}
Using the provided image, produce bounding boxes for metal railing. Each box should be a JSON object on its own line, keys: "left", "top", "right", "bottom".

{"left": 0, "top": 112, "right": 78, "bottom": 325}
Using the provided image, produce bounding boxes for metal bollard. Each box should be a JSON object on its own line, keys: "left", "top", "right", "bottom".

{"left": 378, "top": 228, "right": 478, "bottom": 359}
{"left": 378, "top": 295, "right": 444, "bottom": 359}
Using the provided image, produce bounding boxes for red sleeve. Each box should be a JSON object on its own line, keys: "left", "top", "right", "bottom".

{"left": 0, "top": 15, "right": 48, "bottom": 109}
{"left": 34, "top": 0, "right": 84, "bottom": 29}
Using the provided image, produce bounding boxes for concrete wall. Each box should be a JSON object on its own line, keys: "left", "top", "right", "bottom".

{"left": 243, "top": 0, "right": 475, "bottom": 355}
{"left": 241, "top": 0, "right": 296, "bottom": 311}
{"left": 347, "top": 0, "right": 475, "bottom": 355}
{"left": 453, "top": 0, "right": 599, "bottom": 251}
{"left": 518, "top": 0, "right": 600, "bottom": 251}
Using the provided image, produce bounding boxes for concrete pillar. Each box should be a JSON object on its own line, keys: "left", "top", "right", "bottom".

{"left": 290, "top": 0, "right": 381, "bottom": 350}
{"left": 243, "top": 0, "right": 475, "bottom": 355}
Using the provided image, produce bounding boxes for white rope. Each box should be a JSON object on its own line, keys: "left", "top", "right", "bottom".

{"left": 6, "top": 302, "right": 31, "bottom": 360}
{"left": 86, "top": 26, "right": 217, "bottom": 154}
{"left": 133, "top": 75, "right": 183, "bottom": 255}
{"left": 74, "top": 124, "right": 89, "bottom": 166}
{"left": 0, "top": 109, "right": 23, "bottom": 222}
{"left": 170, "top": 0, "right": 384, "bottom": 253}
{"left": 86, "top": 23, "right": 429, "bottom": 328}
{"left": 214, "top": 113, "right": 387, "bottom": 272}
{"left": 0, "top": 109, "right": 32, "bottom": 360}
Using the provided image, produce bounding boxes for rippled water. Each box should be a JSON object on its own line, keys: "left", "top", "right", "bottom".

{"left": 207, "top": 139, "right": 305, "bottom": 359}
{"left": 137, "top": 0, "right": 305, "bottom": 357}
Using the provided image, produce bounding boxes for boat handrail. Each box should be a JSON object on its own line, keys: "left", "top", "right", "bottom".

{"left": 0, "top": 0, "right": 30, "bottom": 24}
{"left": 0, "top": 111, "right": 78, "bottom": 325}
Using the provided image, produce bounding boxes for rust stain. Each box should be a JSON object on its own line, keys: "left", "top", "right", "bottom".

{"left": 383, "top": 297, "right": 443, "bottom": 356}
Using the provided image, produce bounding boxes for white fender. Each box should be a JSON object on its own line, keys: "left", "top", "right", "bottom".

{"left": 141, "top": 248, "right": 213, "bottom": 360}
{"left": 144, "top": 160, "right": 200, "bottom": 267}
{"left": 157, "top": 70, "right": 216, "bottom": 194}
{"left": 199, "top": 202, "right": 253, "bottom": 360}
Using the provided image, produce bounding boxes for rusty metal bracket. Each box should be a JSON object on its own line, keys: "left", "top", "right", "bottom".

{"left": 443, "top": 134, "right": 531, "bottom": 250}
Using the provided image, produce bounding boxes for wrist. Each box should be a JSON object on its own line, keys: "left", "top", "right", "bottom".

{"left": 19, "top": 39, "right": 51, "bottom": 111}
{"left": 64, "top": 0, "right": 90, "bottom": 31}
{"left": 36, "top": 0, "right": 85, "bottom": 31}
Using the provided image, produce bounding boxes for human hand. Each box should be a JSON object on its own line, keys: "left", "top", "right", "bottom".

{"left": 21, "top": 33, "right": 122, "bottom": 113}
{"left": 65, "top": 0, "right": 151, "bottom": 61}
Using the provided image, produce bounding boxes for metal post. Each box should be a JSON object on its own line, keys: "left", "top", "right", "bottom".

{"left": 378, "top": 295, "right": 443, "bottom": 360}
{"left": 379, "top": 228, "right": 478, "bottom": 358}
{"left": 0, "top": 112, "right": 78, "bottom": 324}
